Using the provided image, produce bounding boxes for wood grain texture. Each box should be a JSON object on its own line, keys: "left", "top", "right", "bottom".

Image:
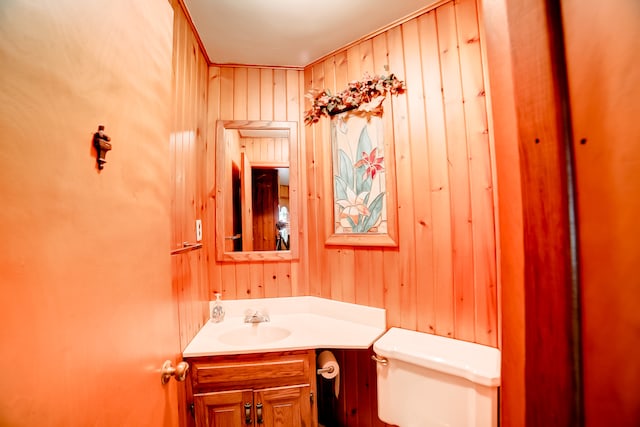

{"left": 303, "top": 0, "right": 496, "bottom": 346}
{"left": 0, "top": 0, "right": 179, "bottom": 424}
{"left": 505, "top": 0, "right": 578, "bottom": 425}
{"left": 300, "top": 1, "right": 497, "bottom": 423}
{"left": 477, "top": 0, "right": 525, "bottom": 424}
{"left": 561, "top": 0, "right": 640, "bottom": 425}
{"left": 187, "top": 350, "right": 317, "bottom": 427}
{"left": 203, "top": 1, "right": 496, "bottom": 424}
{"left": 190, "top": 351, "right": 311, "bottom": 392}
{"left": 206, "top": 66, "right": 305, "bottom": 299}
{"left": 319, "top": 349, "right": 389, "bottom": 427}
{"left": 171, "top": 1, "right": 211, "bottom": 353}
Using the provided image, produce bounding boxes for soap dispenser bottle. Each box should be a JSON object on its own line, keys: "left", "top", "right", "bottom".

{"left": 211, "top": 293, "right": 225, "bottom": 323}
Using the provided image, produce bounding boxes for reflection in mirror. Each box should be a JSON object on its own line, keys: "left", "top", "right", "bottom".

{"left": 215, "top": 121, "right": 298, "bottom": 262}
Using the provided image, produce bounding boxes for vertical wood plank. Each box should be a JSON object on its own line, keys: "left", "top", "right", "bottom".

{"left": 263, "top": 262, "right": 279, "bottom": 298}
{"left": 346, "top": 44, "right": 362, "bottom": 79}
{"left": 402, "top": 18, "right": 434, "bottom": 334}
{"left": 233, "top": 68, "right": 248, "bottom": 120}
{"left": 344, "top": 350, "right": 359, "bottom": 426}
{"left": 235, "top": 261, "right": 251, "bottom": 299}
{"left": 318, "top": 57, "right": 334, "bottom": 300}
{"left": 260, "top": 68, "right": 274, "bottom": 120}
{"left": 219, "top": 67, "right": 234, "bottom": 119}
{"left": 273, "top": 69, "right": 287, "bottom": 121}
{"left": 288, "top": 67, "right": 304, "bottom": 297}
{"left": 329, "top": 51, "right": 357, "bottom": 303}
{"left": 220, "top": 263, "right": 236, "bottom": 298}
{"left": 370, "top": 33, "right": 391, "bottom": 314}
{"left": 418, "top": 10, "right": 455, "bottom": 337}
{"left": 249, "top": 262, "right": 265, "bottom": 299}
{"left": 277, "top": 262, "right": 292, "bottom": 297}
{"left": 437, "top": 3, "right": 475, "bottom": 341}
{"left": 388, "top": 25, "right": 417, "bottom": 330}
{"left": 247, "top": 68, "right": 261, "bottom": 120}
{"left": 196, "top": 54, "right": 210, "bottom": 324}
{"left": 305, "top": 64, "right": 324, "bottom": 297}
{"left": 455, "top": 0, "right": 497, "bottom": 347}
{"left": 206, "top": 66, "right": 223, "bottom": 302}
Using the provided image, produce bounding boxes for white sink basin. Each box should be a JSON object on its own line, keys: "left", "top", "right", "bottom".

{"left": 217, "top": 324, "right": 292, "bottom": 346}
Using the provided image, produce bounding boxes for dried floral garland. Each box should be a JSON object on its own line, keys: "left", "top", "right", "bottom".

{"left": 304, "top": 73, "right": 406, "bottom": 125}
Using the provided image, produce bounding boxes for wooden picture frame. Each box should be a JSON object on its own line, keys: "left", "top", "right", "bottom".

{"left": 325, "top": 111, "right": 398, "bottom": 247}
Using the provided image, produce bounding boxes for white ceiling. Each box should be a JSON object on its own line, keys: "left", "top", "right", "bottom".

{"left": 182, "top": 0, "right": 438, "bottom": 68}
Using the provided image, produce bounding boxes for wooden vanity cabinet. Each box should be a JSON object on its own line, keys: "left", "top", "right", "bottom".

{"left": 185, "top": 350, "right": 317, "bottom": 427}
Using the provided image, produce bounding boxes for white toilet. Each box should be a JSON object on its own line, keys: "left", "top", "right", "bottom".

{"left": 373, "top": 327, "right": 501, "bottom": 427}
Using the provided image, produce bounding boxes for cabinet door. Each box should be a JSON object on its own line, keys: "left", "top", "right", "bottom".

{"left": 255, "top": 385, "right": 311, "bottom": 427}
{"left": 194, "top": 389, "right": 254, "bottom": 427}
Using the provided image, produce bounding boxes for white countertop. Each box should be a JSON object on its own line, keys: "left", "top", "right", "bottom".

{"left": 182, "top": 296, "right": 386, "bottom": 357}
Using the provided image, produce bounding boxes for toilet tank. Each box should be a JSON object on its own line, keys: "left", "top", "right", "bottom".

{"left": 373, "top": 328, "right": 501, "bottom": 427}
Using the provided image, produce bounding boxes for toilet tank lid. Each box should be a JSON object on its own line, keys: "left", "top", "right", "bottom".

{"left": 373, "top": 327, "right": 501, "bottom": 387}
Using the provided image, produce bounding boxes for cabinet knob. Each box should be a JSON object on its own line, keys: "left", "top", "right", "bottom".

{"left": 160, "top": 360, "right": 189, "bottom": 384}
{"left": 244, "top": 403, "right": 252, "bottom": 425}
{"left": 256, "top": 402, "right": 264, "bottom": 424}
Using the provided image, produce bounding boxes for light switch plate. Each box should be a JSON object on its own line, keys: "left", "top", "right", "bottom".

{"left": 195, "top": 219, "right": 202, "bottom": 242}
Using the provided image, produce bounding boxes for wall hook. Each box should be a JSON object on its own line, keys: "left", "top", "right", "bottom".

{"left": 93, "top": 125, "right": 112, "bottom": 169}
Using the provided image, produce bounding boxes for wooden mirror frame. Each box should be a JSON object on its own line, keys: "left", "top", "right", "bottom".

{"left": 215, "top": 120, "right": 299, "bottom": 262}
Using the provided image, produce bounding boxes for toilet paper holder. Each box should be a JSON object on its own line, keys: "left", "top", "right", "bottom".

{"left": 316, "top": 366, "right": 335, "bottom": 375}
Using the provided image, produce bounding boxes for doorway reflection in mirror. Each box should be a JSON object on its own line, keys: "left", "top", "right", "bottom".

{"left": 276, "top": 206, "right": 289, "bottom": 250}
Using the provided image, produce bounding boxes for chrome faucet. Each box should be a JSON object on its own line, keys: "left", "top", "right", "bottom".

{"left": 244, "top": 309, "right": 270, "bottom": 323}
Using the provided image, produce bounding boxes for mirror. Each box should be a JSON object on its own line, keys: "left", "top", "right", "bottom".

{"left": 215, "top": 120, "right": 299, "bottom": 261}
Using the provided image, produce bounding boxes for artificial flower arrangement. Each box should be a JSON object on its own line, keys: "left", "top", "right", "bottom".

{"left": 303, "top": 72, "right": 406, "bottom": 234}
{"left": 304, "top": 72, "right": 406, "bottom": 125}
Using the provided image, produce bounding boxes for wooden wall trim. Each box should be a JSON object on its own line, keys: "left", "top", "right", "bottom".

{"left": 506, "top": 0, "right": 582, "bottom": 425}
{"left": 209, "top": 63, "right": 304, "bottom": 71}
{"left": 546, "top": 1, "right": 584, "bottom": 424}
{"left": 477, "top": 0, "right": 525, "bottom": 424}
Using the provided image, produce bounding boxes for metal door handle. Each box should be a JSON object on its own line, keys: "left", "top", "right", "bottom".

{"left": 160, "top": 360, "right": 189, "bottom": 384}
{"left": 256, "top": 402, "right": 263, "bottom": 424}
{"left": 244, "top": 402, "right": 252, "bottom": 424}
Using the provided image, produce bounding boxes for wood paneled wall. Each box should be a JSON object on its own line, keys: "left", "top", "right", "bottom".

{"left": 304, "top": 0, "right": 497, "bottom": 346}
{"left": 205, "top": 66, "right": 306, "bottom": 299}
{"left": 241, "top": 137, "right": 290, "bottom": 164}
{"left": 170, "top": 0, "right": 210, "bottom": 350}
{"left": 201, "top": 1, "right": 496, "bottom": 424}
{"left": 301, "top": 2, "right": 497, "bottom": 423}
{"left": 202, "top": 0, "right": 496, "bottom": 424}
{"left": 202, "top": 0, "right": 496, "bottom": 347}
